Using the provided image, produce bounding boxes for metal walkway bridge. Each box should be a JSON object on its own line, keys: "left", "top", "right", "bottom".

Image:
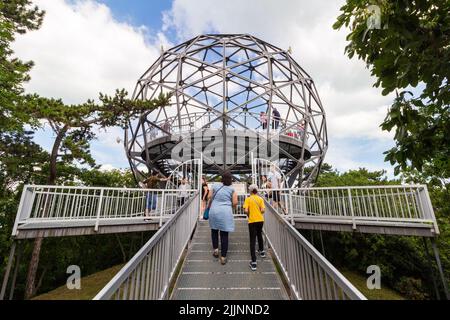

{"left": 2, "top": 176, "right": 443, "bottom": 300}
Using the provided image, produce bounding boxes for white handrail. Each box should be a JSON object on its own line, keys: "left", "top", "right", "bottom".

{"left": 12, "top": 185, "right": 198, "bottom": 236}
{"left": 262, "top": 185, "right": 439, "bottom": 234}
{"left": 143, "top": 111, "right": 308, "bottom": 144}
{"left": 94, "top": 193, "right": 199, "bottom": 300}
{"left": 264, "top": 200, "right": 366, "bottom": 300}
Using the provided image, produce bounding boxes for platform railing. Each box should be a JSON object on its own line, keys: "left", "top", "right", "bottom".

{"left": 263, "top": 185, "right": 438, "bottom": 234}
{"left": 234, "top": 194, "right": 247, "bottom": 217}
{"left": 12, "top": 185, "right": 197, "bottom": 236}
{"left": 143, "top": 111, "right": 308, "bottom": 143}
{"left": 264, "top": 201, "right": 366, "bottom": 300}
{"left": 94, "top": 193, "right": 199, "bottom": 300}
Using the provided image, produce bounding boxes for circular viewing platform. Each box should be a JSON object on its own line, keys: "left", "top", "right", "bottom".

{"left": 129, "top": 112, "right": 312, "bottom": 175}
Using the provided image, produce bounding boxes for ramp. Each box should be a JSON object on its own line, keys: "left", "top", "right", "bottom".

{"left": 171, "top": 220, "right": 289, "bottom": 300}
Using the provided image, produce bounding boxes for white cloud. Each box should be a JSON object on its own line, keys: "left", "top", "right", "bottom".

{"left": 13, "top": 0, "right": 169, "bottom": 104}
{"left": 326, "top": 138, "right": 395, "bottom": 178}
{"left": 162, "top": 0, "right": 396, "bottom": 170}
{"left": 12, "top": 0, "right": 168, "bottom": 169}
{"left": 99, "top": 164, "right": 116, "bottom": 172}
{"left": 14, "top": 0, "right": 396, "bottom": 173}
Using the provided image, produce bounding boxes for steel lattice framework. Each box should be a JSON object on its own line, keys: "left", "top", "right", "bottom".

{"left": 125, "top": 34, "right": 327, "bottom": 186}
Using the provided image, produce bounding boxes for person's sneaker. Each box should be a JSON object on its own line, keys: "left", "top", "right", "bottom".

{"left": 259, "top": 250, "right": 266, "bottom": 258}
{"left": 220, "top": 256, "right": 227, "bottom": 265}
{"left": 213, "top": 249, "right": 219, "bottom": 258}
{"left": 249, "top": 261, "right": 257, "bottom": 271}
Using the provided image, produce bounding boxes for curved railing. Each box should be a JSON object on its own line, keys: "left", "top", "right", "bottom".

{"left": 252, "top": 156, "right": 287, "bottom": 189}
{"left": 143, "top": 111, "right": 308, "bottom": 144}
{"left": 165, "top": 159, "right": 201, "bottom": 191}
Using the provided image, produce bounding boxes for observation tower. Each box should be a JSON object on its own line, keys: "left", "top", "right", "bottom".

{"left": 125, "top": 34, "right": 327, "bottom": 187}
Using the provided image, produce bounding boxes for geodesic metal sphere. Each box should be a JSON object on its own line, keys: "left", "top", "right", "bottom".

{"left": 125, "top": 34, "right": 327, "bottom": 187}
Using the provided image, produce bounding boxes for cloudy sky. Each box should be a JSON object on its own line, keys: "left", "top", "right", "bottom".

{"left": 12, "top": 0, "right": 395, "bottom": 175}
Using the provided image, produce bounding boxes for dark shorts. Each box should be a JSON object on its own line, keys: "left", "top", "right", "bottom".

{"left": 272, "top": 191, "right": 281, "bottom": 202}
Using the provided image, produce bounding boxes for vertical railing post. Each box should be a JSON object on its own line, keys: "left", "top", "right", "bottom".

{"left": 289, "top": 191, "right": 294, "bottom": 225}
{"left": 94, "top": 188, "right": 104, "bottom": 232}
{"left": 11, "top": 185, "right": 34, "bottom": 237}
{"left": 250, "top": 152, "right": 256, "bottom": 185}
{"left": 347, "top": 188, "right": 356, "bottom": 230}
{"left": 198, "top": 156, "right": 203, "bottom": 221}
{"left": 159, "top": 190, "right": 166, "bottom": 227}
{"left": 421, "top": 185, "right": 440, "bottom": 235}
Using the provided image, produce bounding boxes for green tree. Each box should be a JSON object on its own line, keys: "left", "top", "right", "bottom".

{"left": 1, "top": 0, "right": 170, "bottom": 298}
{"left": 22, "top": 91, "right": 169, "bottom": 299}
{"left": 0, "top": 0, "right": 44, "bottom": 133}
{"left": 313, "top": 165, "right": 448, "bottom": 299}
{"left": 315, "top": 165, "right": 399, "bottom": 187}
{"left": 79, "top": 168, "right": 136, "bottom": 188}
{"left": 333, "top": 0, "right": 450, "bottom": 177}
{"left": 0, "top": 131, "right": 50, "bottom": 297}
{"left": 2, "top": 168, "right": 153, "bottom": 299}
{"left": 26, "top": 91, "right": 169, "bottom": 184}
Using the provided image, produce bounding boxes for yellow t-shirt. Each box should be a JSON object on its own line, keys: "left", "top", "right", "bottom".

{"left": 243, "top": 194, "right": 265, "bottom": 223}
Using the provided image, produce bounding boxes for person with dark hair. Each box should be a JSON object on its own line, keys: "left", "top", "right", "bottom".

{"left": 177, "top": 178, "right": 190, "bottom": 207}
{"left": 201, "top": 176, "right": 210, "bottom": 212}
{"left": 243, "top": 184, "right": 266, "bottom": 271}
{"left": 142, "top": 171, "right": 168, "bottom": 217}
{"left": 207, "top": 171, "right": 238, "bottom": 265}
{"left": 272, "top": 107, "right": 281, "bottom": 130}
{"left": 260, "top": 111, "right": 268, "bottom": 130}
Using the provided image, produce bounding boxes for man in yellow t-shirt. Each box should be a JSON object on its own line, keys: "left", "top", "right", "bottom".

{"left": 243, "top": 184, "right": 266, "bottom": 271}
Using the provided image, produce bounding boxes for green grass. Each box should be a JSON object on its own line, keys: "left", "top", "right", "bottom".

{"left": 340, "top": 269, "right": 405, "bottom": 300}
{"left": 32, "top": 263, "right": 406, "bottom": 300}
{"left": 33, "top": 264, "right": 124, "bottom": 300}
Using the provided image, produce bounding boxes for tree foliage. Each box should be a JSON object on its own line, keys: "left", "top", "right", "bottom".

{"left": 26, "top": 90, "right": 169, "bottom": 184}
{"left": 333, "top": 0, "right": 450, "bottom": 177}
{"left": 1, "top": 0, "right": 170, "bottom": 299}
{"left": 312, "top": 164, "right": 449, "bottom": 299}
{"left": 0, "top": 0, "right": 44, "bottom": 132}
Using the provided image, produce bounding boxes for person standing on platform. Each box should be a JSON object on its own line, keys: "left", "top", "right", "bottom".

{"left": 208, "top": 171, "right": 238, "bottom": 265}
{"left": 272, "top": 107, "right": 281, "bottom": 130}
{"left": 201, "top": 176, "right": 210, "bottom": 212}
{"left": 243, "top": 184, "right": 266, "bottom": 271}
{"left": 260, "top": 111, "right": 268, "bottom": 130}
{"left": 177, "top": 178, "right": 191, "bottom": 207}
{"left": 142, "top": 171, "right": 168, "bottom": 218}
{"left": 268, "top": 165, "right": 287, "bottom": 214}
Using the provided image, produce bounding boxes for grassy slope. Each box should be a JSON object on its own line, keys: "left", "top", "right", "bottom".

{"left": 33, "top": 264, "right": 405, "bottom": 300}
{"left": 33, "top": 264, "right": 124, "bottom": 300}
{"left": 340, "top": 269, "right": 405, "bottom": 300}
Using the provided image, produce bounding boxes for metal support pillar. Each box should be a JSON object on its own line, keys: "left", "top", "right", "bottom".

{"left": 0, "top": 241, "right": 17, "bottom": 300}
{"left": 9, "top": 242, "right": 22, "bottom": 300}
{"left": 422, "top": 238, "right": 440, "bottom": 300}
{"left": 319, "top": 230, "right": 326, "bottom": 257}
{"left": 430, "top": 238, "right": 449, "bottom": 300}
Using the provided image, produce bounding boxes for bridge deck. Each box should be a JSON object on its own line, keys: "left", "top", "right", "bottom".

{"left": 171, "top": 220, "right": 289, "bottom": 300}
{"left": 14, "top": 217, "right": 167, "bottom": 239}
{"left": 293, "top": 217, "right": 437, "bottom": 237}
